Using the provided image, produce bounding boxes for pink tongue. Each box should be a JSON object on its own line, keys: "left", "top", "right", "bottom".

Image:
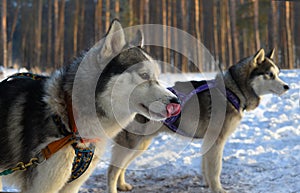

{"left": 166, "top": 103, "right": 181, "bottom": 118}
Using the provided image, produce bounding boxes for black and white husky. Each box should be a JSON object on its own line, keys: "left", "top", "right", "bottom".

{"left": 108, "top": 48, "right": 289, "bottom": 193}
{"left": 0, "top": 20, "right": 180, "bottom": 193}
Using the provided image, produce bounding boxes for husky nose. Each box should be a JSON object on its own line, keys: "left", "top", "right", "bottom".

{"left": 169, "top": 97, "right": 180, "bottom": 104}
{"left": 283, "top": 85, "right": 289, "bottom": 90}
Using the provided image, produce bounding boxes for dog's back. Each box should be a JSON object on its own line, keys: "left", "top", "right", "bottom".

{"left": 0, "top": 77, "right": 60, "bottom": 169}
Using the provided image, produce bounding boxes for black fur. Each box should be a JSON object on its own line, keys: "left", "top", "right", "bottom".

{"left": 0, "top": 78, "right": 61, "bottom": 167}
{"left": 95, "top": 47, "right": 149, "bottom": 94}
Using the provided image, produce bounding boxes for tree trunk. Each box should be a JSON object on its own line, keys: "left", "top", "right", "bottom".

{"left": 279, "top": 4, "right": 287, "bottom": 68}
{"left": 226, "top": 0, "right": 233, "bottom": 66}
{"left": 54, "top": 0, "right": 65, "bottom": 67}
{"left": 78, "top": 2, "right": 85, "bottom": 52}
{"left": 150, "top": 0, "right": 160, "bottom": 60}
{"left": 7, "top": 41, "right": 12, "bottom": 67}
{"left": 73, "top": 0, "right": 79, "bottom": 56}
{"left": 212, "top": 0, "right": 219, "bottom": 69}
{"left": 269, "top": 1, "right": 278, "bottom": 61}
{"left": 172, "top": 0, "right": 178, "bottom": 72}
{"left": 195, "top": 0, "right": 202, "bottom": 71}
{"left": 144, "top": 0, "right": 149, "bottom": 24}
{"left": 129, "top": 0, "right": 134, "bottom": 26}
{"left": 167, "top": 0, "right": 172, "bottom": 71}
{"left": 34, "top": 0, "right": 43, "bottom": 68}
{"left": 114, "top": 0, "right": 119, "bottom": 19}
{"left": 253, "top": 0, "right": 260, "bottom": 50}
{"left": 139, "top": 0, "right": 144, "bottom": 24}
{"left": 295, "top": 2, "right": 300, "bottom": 68}
{"left": 20, "top": 4, "right": 30, "bottom": 68}
{"left": 7, "top": 0, "right": 20, "bottom": 68}
{"left": 162, "top": 0, "right": 167, "bottom": 72}
{"left": 220, "top": 0, "right": 226, "bottom": 67}
{"left": 181, "top": 0, "right": 188, "bottom": 72}
{"left": 199, "top": 0, "right": 203, "bottom": 41}
{"left": 1, "top": 0, "right": 7, "bottom": 68}
{"left": 144, "top": 0, "right": 150, "bottom": 52}
{"left": 230, "top": 0, "right": 239, "bottom": 62}
{"left": 285, "top": 2, "right": 294, "bottom": 69}
{"left": 47, "top": 0, "right": 53, "bottom": 68}
{"left": 54, "top": 0, "right": 59, "bottom": 67}
{"left": 58, "top": 0, "right": 65, "bottom": 66}
{"left": 195, "top": 0, "right": 200, "bottom": 44}
{"left": 95, "top": 0, "right": 102, "bottom": 41}
{"left": 105, "top": 0, "right": 110, "bottom": 30}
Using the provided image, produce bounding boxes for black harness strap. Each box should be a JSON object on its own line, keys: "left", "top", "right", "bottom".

{"left": 163, "top": 80, "right": 241, "bottom": 138}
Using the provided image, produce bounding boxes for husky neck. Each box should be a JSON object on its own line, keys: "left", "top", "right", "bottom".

{"left": 96, "top": 75, "right": 137, "bottom": 137}
{"left": 222, "top": 64, "right": 260, "bottom": 111}
{"left": 67, "top": 72, "right": 136, "bottom": 139}
{"left": 45, "top": 63, "right": 136, "bottom": 140}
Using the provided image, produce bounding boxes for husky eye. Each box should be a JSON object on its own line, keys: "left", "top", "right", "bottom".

{"left": 266, "top": 72, "right": 275, "bottom": 79}
{"left": 140, "top": 73, "right": 150, "bottom": 80}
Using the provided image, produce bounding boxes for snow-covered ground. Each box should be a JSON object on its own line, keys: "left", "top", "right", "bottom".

{"left": 1, "top": 69, "right": 299, "bottom": 193}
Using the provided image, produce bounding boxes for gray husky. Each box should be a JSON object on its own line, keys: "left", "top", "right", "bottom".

{"left": 0, "top": 20, "right": 180, "bottom": 193}
{"left": 108, "top": 48, "right": 289, "bottom": 193}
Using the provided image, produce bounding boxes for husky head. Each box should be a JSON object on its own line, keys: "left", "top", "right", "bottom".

{"left": 249, "top": 49, "right": 289, "bottom": 96}
{"left": 88, "top": 20, "right": 180, "bottom": 123}
{"left": 224, "top": 48, "right": 289, "bottom": 111}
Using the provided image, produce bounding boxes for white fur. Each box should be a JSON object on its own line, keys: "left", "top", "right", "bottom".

{"left": 101, "top": 21, "right": 126, "bottom": 57}
{"left": 251, "top": 63, "right": 288, "bottom": 96}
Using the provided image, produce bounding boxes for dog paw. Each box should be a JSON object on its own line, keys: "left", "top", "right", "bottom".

{"left": 117, "top": 183, "right": 133, "bottom": 191}
{"left": 200, "top": 183, "right": 209, "bottom": 188}
{"left": 201, "top": 181, "right": 209, "bottom": 188}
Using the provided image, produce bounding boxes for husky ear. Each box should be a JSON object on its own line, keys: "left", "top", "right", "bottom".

{"left": 131, "top": 30, "right": 144, "bottom": 48}
{"left": 101, "top": 19, "right": 126, "bottom": 57}
{"left": 253, "top": 48, "right": 265, "bottom": 64}
{"left": 266, "top": 48, "right": 275, "bottom": 60}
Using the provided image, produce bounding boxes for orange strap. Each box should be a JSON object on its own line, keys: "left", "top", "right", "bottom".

{"left": 66, "top": 95, "right": 78, "bottom": 133}
{"left": 41, "top": 94, "right": 100, "bottom": 160}
{"left": 41, "top": 96, "right": 76, "bottom": 160}
{"left": 41, "top": 134, "right": 75, "bottom": 160}
{"left": 65, "top": 95, "right": 100, "bottom": 144}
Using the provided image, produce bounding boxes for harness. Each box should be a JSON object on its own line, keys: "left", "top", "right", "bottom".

{"left": 0, "top": 73, "right": 97, "bottom": 183}
{"left": 163, "top": 80, "right": 241, "bottom": 138}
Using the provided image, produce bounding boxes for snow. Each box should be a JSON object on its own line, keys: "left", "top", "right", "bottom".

{"left": 1, "top": 69, "right": 299, "bottom": 193}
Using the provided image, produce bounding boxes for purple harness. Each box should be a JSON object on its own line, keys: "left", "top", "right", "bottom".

{"left": 163, "top": 80, "right": 241, "bottom": 136}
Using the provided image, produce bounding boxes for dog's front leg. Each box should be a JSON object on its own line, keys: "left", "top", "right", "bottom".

{"left": 24, "top": 145, "right": 74, "bottom": 193}
{"left": 107, "top": 145, "right": 139, "bottom": 193}
{"left": 117, "top": 137, "right": 153, "bottom": 191}
{"left": 59, "top": 155, "right": 99, "bottom": 193}
{"left": 108, "top": 164, "right": 128, "bottom": 193}
{"left": 0, "top": 176, "right": 2, "bottom": 191}
{"left": 108, "top": 136, "right": 153, "bottom": 193}
{"left": 202, "top": 139, "right": 227, "bottom": 193}
{"left": 108, "top": 137, "right": 138, "bottom": 193}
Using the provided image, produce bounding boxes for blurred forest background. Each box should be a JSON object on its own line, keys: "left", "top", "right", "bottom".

{"left": 1, "top": 0, "right": 299, "bottom": 73}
